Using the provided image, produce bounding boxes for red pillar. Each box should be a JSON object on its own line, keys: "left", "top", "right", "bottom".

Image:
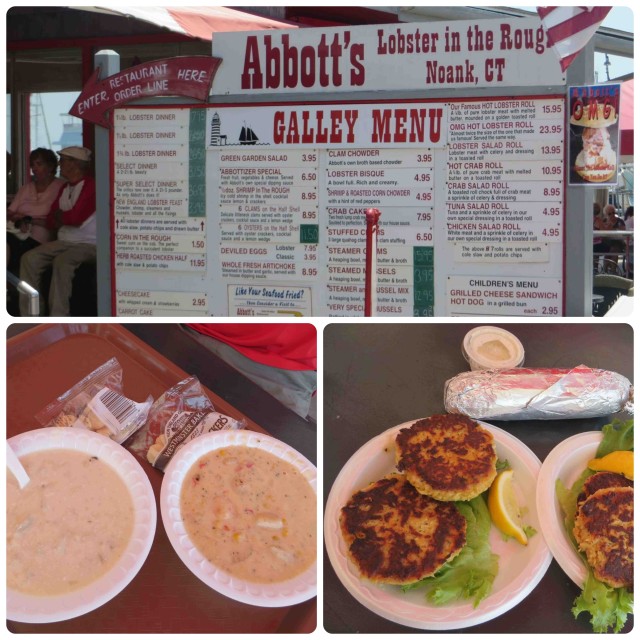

{"left": 364, "top": 208, "right": 381, "bottom": 317}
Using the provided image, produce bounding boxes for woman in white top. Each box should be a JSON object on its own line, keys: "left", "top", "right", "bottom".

{"left": 7, "top": 147, "right": 65, "bottom": 274}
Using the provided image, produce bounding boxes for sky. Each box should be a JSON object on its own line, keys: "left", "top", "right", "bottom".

{"left": 14, "top": 5, "right": 636, "bottom": 152}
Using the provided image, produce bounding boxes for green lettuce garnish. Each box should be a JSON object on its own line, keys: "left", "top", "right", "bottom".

{"left": 572, "top": 567, "right": 634, "bottom": 633}
{"left": 402, "top": 495, "right": 499, "bottom": 608}
{"left": 555, "top": 418, "right": 634, "bottom": 633}
{"left": 596, "top": 418, "right": 634, "bottom": 457}
{"left": 555, "top": 467, "right": 593, "bottom": 545}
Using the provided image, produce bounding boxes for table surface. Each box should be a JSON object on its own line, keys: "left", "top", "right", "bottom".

{"left": 323, "top": 322, "right": 633, "bottom": 634}
{"left": 6, "top": 323, "right": 317, "bottom": 633}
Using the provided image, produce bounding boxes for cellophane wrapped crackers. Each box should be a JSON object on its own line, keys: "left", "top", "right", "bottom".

{"left": 35, "top": 357, "right": 153, "bottom": 444}
{"left": 140, "top": 376, "right": 245, "bottom": 471}
{"left": 444, "top": 365, "right": 633, "bottom": 420}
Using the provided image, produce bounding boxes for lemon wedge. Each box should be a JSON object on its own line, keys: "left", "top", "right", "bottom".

{"left": 488, "top": 469, "right": 528, "bottom": 545}
{"left": 588, "top": 450, "right": 634, "bottom": 480}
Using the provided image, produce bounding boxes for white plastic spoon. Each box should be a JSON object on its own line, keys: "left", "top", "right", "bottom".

{"left": 6, "top": 441, "right": 30, "bottom": 488}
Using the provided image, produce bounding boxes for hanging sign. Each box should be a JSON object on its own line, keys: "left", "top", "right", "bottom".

{"left": 211, "top": 17, "right": 565, "bottom": 95}
{"left": 70, "top": 56, "right": 221, "bottom": 127}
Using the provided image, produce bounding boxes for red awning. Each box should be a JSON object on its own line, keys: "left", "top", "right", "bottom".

{"left": 619, "top": 78, "right": 633, "bottom": 157}
{"left": 91, "top": 6, "right": 297, "bottom": 40}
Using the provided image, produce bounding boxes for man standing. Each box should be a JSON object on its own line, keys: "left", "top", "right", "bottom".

{"left": 20, "top": 146, "right": 96, "bottom": 316}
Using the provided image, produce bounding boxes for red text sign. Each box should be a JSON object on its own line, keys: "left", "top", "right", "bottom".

{"left": 71, "top": 56, "right": 221, "bottom": 127}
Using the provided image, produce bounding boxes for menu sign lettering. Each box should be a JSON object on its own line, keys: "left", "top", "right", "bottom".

{"left": 72, "top": 57, "right": 220, "bottom": 127}
{"left": 447, "top": 275, "right": 562, "bottom": 316}
{"left": 202, "top": 102, "right": 442, "bottom": 316}
{"left": 116, "top": 290, "right": 208, "bottom": 316}
{"left": 113, "top": 109, "right": 210, "bottom": 315}
{"left": 212, "top": 18, "right": 564, "bottom": 95}
{"left": 113, "top": 95, "right": 564, "bottom": 315}
{"left": 229, "top": 285, "right": 312, "bottom": 316}
{"left": 444, "top": 98, "right": 563, "bottom": 274}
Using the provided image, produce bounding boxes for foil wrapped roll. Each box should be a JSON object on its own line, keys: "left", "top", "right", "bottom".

{"left": 444, "top": 366, "right": 633, "bottom": 420}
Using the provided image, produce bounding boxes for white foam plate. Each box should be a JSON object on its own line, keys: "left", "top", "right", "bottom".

{"left": 535, "top": 431, "right": 602, "bottom": 588}
{"left": 7, "top": 427, "right": 156, "bottom": 623}
{"left": 324, "top": 420, "right": 552, "bottom": 630}
{"left": 160, "top": 429, "right": 317, "bottom": 607}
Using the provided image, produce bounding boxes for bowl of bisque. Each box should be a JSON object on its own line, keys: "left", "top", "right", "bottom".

{"left": 160, "top": 429, "right": 317, "bottom": 607}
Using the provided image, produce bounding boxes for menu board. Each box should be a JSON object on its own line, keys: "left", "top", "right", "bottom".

{"left": 202, "top": 102, "right": 446, "bottom": 317}
{"left": 113, "top": 109, "right": 210, "bottom": 315}
{"left": 112, "top": 96, "right": 565, "bottom": 316}
{"left": 323, "top": 148, "right": 435, "bottom": 316}
{"left": 446, "top": 275, "right": 563, "bottom": 316}
{"left": 217, "top": 149, "right": 319, "bottom": 281}
{"left": 446, "top": 99, "right": 563, "bottom": 253}
{"left": 441, "top": 98, "right": 565, "bottom": 316}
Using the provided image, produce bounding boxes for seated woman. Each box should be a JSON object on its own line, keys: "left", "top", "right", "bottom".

{"left": 19, "top": 146, "right": 96, "bottom": 316}
{"left": 7, "top": 148, "right": 64, "bottom": 275}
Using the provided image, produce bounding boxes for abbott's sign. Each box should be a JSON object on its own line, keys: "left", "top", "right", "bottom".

{"left": 212, "top": 18, "right": 564, "bottom": 95}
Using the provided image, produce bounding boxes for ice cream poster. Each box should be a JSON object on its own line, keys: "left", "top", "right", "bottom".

{"left": 568, "top": 84, "right": 620, "bottom": 186}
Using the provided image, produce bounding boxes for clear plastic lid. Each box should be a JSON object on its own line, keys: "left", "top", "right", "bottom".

{"left": 462, "top": 326, "right": 525, "bottom": 371}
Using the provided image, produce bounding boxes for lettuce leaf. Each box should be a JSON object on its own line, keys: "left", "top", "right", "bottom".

{"left": 402, "top": 496, "right": 498, "bottom": 608}
{"left": 555, "top": 419, "right": 634, "bottom": 633}
{"left": 555, "top": 468, "right": 593, "bottom": 546}
{"left": 596, "top": 418, "right": 634, "bottom": 457}
{"left": 572, "top": 567, "right": 634, "bottom": 633}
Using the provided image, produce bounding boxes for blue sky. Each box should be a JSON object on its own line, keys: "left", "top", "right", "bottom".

{"left": 593, "top": 6, "right": 634, "bottom": 80}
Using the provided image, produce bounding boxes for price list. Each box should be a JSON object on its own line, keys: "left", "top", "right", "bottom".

{"left": 446, "top": 99, "right": 564, "bottom": 257}
{"left": 113, "top": 109, "right": 207, "bottom": 274}
{"left": 215, "top": 149, "right": 320, "bottom": 281}
{"left": 447, "top": 275, "right": 562, "bottom": 316}
{"left": 111, "top": 99, "right": 569, "bottom": 317}
{"left": 116, "top": 290, "right": 209, "bottom": 316}
{"left": 325, "top": 148, "right": 435, "bottom": 316}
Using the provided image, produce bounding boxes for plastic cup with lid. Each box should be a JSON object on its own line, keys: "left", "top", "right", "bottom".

{"left": 462, "top": 326, "right": 525, "bottom": 371}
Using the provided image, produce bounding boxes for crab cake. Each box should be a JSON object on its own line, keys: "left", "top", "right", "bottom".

{"left": 339, "top": 473, "right": 466, "bottom": 584}
{"left": 576, "top": 471, "right": 633, "bottom": 508}
{"left": 395, "top": 414, "right": 497, "bottom": 501}
{"left": 573, "top": 485, "right": 634, "bottom": 589}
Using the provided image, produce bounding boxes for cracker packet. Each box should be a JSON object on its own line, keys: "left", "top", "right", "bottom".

{"left": 35, "top": 357, "right": 153, "bottom": 444}
{"left": 138, "top": 375, "right": 245, "bottom": 471}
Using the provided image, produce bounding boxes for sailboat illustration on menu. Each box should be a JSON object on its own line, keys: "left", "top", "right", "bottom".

{"left": 240, "top": 123, "right": 258, "bottom": 145}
